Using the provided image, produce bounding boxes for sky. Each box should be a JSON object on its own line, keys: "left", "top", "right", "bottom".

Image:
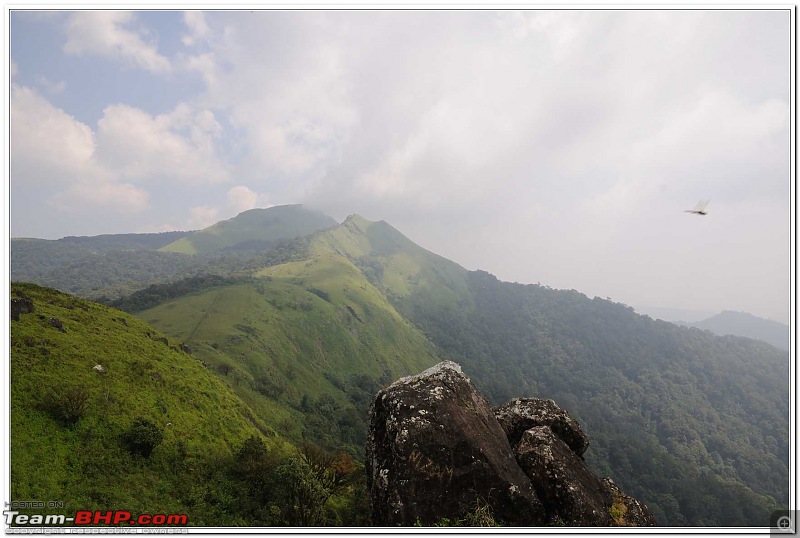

{"left": 7, "top": 8, "right": 793, "bottom": 324}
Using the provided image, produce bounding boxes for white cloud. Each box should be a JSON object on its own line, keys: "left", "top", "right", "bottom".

{"left": 11, "top": 84, "right": 98, "bottom": 182}
{"left": 181, "top": 51, "right": 218, "bottom": 90}
{"left": 11, "top": 10, "right": 790, "bottom": 321}
{"left": 11, "top": 84, "right": 230, "bottom": 225}
{"left": 191, "top": 12, "right": 358, "bottom": 190}
{"left": 95, "top": 103, "right": 230, "bottom": 184}
{"left": 186, "top": 205, "right": 219, "bottom": 229}
{"left": 10, "top": 60, "right": 18, "bottom": 79}
{"left": 227, "top": 186, "right": 260, "bottom": 214}
{"left": 499, "top": 10, "right": 591, "bottom": 59}
{"left": 50, "top": 180, "right": 149, "bottom": 214}
{"left": 10, "top": 84, "right": 150, "bottom": 215}
{"left": 182, "top": 11, "right": 210, "bottom": 47}
{"left": 63, "top": 11, "right": 170, "bottom": 73}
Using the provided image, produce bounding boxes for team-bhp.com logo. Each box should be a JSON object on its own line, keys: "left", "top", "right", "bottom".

{"left": 4, "top": 510, "right": 188, "bottom": 527}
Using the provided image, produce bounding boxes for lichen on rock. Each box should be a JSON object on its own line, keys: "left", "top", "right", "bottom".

{"left": 367, "top": 361, "right": 657, "bottom": 527}
{"left": 366, "top": 361, "right": 544, "bottom": 526}
{"left": 494, "top": 397, "right": 590, "bottom": 457}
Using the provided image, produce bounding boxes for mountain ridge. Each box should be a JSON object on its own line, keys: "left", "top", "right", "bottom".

{"left": 159, "top": 205, "right": 337, "bottom": 254}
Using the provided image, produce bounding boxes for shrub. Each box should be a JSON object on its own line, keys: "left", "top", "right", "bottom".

{"left": 123, "top": 417, "right": 164, "bottom": 457}
{"left": 308, "top": 288, "right": 331, "bottom": 303}
{"left": 44, "top": 384, "right": 90, "bottom": 425}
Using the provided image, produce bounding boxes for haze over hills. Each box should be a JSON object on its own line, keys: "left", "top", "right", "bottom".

{"left": 678, "top": 310, "right": 789, "bottom": 351}
{"left": 9, "top": 205, "right": 789, "bottom": 527}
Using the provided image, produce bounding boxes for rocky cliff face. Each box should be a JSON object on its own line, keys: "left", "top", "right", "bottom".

{"left": 366, "top": 361, "right": 656, "bottom": 527}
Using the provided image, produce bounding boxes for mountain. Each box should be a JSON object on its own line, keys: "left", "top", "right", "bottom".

{"left": 9, "top": 211, "right": 789, "bottom": 527}
{"left": 10, "top": 205, "right": 337, "bottom": 302}
{"left": 308, "top": 216, "right": 789, "bottom": 526}
{"left": 159, "top": 205, "right": 337, "bottom": 254}
{"left": 681, "top": 310, "right": 789, "bottom": 351}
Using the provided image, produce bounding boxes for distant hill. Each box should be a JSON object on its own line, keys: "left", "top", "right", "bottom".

{"left": 159, "top": 205, "right": 337, "bottom": 254}
{"left": 680, "top": 310, "right": 789, "bottom": 351}
{"left": 10, "top": 205, "right": 338, "bottom": 301}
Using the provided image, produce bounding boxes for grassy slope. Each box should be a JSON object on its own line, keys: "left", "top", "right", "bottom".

{"left": 10, "top": 283, "right": 289, "bottom": 525}
{"left": 137, "top": 244, "right": 439, "bottom": 455}
{"left": 159, "top": 205, "right": 337, "bottom": 255}
{"left": 315, "top": 215, "right": 472, "bottom": 308}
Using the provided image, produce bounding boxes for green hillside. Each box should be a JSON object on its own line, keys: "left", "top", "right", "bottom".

{"left": 11, "top": 214, "right": 324, "bottom": 302}
{"left": 316, "top": 214, "right": 470, "bottom": 301}
{"left": 10, "top": 283, "right": 373, "bottom": 526}
{"left": 136, "top": 248, "right": 439, "bottom": 455}
{"left": 312, "top": 216, "right": 788, "bottom": 526}
{"left": 10, "top": 283, "right": 290, "bottom": 524}
{"left": 159, "top": 205, "right": 337, "bottom": 254}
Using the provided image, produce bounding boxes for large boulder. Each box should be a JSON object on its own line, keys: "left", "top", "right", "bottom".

{"left": 366, "top": 361, "right": 657, "bottom": 527}
{"left": 366, "top": 361, "right": 545, "bottom": 526}
{"left": 513, "top": 426, "right": 613, "bottom": 525}
{"left": 494, "top": 397, "right": 589, "bottom": 457}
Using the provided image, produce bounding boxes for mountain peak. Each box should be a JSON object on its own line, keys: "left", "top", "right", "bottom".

{"left": 159, "top": 204, "right": 337, "bottom": 254}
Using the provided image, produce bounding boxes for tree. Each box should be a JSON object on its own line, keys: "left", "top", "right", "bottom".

{"left": 274, "top": 458, "right": 328, "bottom": 526}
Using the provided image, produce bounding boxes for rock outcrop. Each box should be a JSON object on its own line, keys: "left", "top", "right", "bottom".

{"left": 367, "top": 361, "right": 656, "bottom": 527}
{"left": 514, "top": 426, "right": 613, "bottom": 525}
{"left": 494, "top": 397, "right": 589, "bottom": 457}
{"left": 10, "top": 297, "right": 34, "bottom": 321}
{"left": 366, "top": 361, "right": 544, "bottom": 526}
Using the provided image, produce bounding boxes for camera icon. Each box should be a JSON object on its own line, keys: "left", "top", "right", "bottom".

{"left": 771, "top": 511, "right": 796, "bottom": 534}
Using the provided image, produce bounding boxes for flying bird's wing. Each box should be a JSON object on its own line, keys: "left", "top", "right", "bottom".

{"left": 685, "top": 199, "right": 710, "bottom": 214}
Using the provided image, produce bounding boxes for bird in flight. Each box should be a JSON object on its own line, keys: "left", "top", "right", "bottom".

{"left": 684, "top": 200, "right": 710, "bottom": 215}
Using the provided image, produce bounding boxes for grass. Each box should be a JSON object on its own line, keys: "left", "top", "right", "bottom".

{"left": 10, "top": 282, "right": 290, "bottom": 525}
{"left": 137, "top": 250, "right": 439, "bottom": 456}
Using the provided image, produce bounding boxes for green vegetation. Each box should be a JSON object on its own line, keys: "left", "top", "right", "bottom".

{"left": 391, "top": 269, "right": 787, "bottom": 526}
{"left": 123, "top": 417, "right": 164, "bottom": 458}
{"left": 135, "top": 250, "right": 439, "bottom": 457}
{"left": 9, "top": 283, "right": 369, "bottom": 526}
{"left": 312, "top": 217, "right": 788, "bottom": 526}
{"left": 415, "top": 500, "right": 499, "bottom": 527}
